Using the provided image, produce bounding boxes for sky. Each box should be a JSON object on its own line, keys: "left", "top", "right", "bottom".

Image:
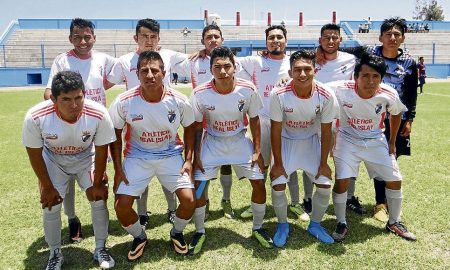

{"left": 1, "top": 0, "right": 450, "bottom": 34}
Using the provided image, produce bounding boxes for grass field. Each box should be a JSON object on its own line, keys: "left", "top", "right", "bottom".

{"left": 0, "top": 83, "right": 449, "bottom": 269}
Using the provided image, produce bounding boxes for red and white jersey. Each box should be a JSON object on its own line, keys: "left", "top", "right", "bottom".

{"left": 190, "top": 78, "right": 262, "bottom": 137}
{"left": 327, "top": 80, "right": 407, "bottom": 143}
{"left": 46, "top": 50, "right": 116, "bottom": 106}
{"left": 270, "top": 79, "right": 339, "bottom": 140}
{"left": 22, "top": 99, "right": 116, "bottom": 172}
{"left": 315, "top": 52, "right": 356, "bottom": 83}
{"left": 107, "top": 48, "right": 187, "bottom": 90}
{"left": 238, "top": 55, "right": 290, "bottom": 118}
{"left": 109, "top": 86, "right": 194, "bottom": 159}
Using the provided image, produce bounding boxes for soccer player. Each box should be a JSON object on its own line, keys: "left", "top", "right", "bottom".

{"left": 189, "top": 46, "right": 271, "bottom": 254}
{"left": 417, "top": 56, "right": 426, "bottom": 94}
{"left": 109, "top": 51, "right": 196, "bottom": 259}
{"left": 270, "top": 50, "right": 339, "bottom": 246}
{"left": 107, "top": 18, "right": 189, "bottom": 227}
{"left": 43, "top": 18, "right": 117, "bottom": 243}
{"left": 23, "top": 71, "right": 116, "bottom": 270}
{"left": 329, "top": 53, "right": 416, "bottom": 242}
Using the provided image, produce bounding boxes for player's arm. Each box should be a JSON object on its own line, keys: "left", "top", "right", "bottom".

{"left": 400, "top": 61, "right": 419, "bottom": 137}
{"left": 25, "top": 147, "right": 62, "bottom": 210}
{"left": 317, "top": 122, "right": 333, "bottom": 180}
{"left": 270, "top": 120, "right": 287, "bottom": 180}
{"left": 249, "top": 115, "right": 265, "bottom": 172}
{"left": 192, "top": 121, "right": 205, "bottom": 173}
{"left": 388, "top": 113, "right": 402, "bottom": 155}
{"left": 109, "top": 128, "right": 128, "bottom": 193}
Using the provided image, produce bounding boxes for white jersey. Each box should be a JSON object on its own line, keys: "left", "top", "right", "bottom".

{"left": 270, "top": 79, "right": 339, "bottom": 140}
{"left": 238, "top": 55, "right": 290, "bottom": 118}
{"left": 314, "top": 52, "right": 356, "bottom": 83}
{"left": 109, "top": 86, "right": 194, "bottom": 159}
{"left": 22, "top": 99, "right": 116, "bottom": 173}
{"left": 190, "top": 78, "right": 262, "bottom": 137}
{"left": 327, "top": 80, "right": 407, "bottom": 144}
{"left": 46, "top": 50, "right": 116, "bottom": 106}
{"left": 107, "top": 48, "right": 187, "bottom": 90}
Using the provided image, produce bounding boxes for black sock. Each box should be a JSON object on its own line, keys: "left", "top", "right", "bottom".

{"left": 374, "top": 179, "right": 386, "bottom": 205}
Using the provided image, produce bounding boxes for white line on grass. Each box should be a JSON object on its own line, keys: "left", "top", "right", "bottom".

{"left": 423, "top": 93, "right": 450, "bottom": 98}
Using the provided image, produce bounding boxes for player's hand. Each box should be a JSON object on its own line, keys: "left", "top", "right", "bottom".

{"left": 193, "top": 158, "right": 205, "bottom": 174}
{"left": 388, "top": 141, "right": 397, "bottom": 155}
{"left": 90, "top": 184, "right": 108, "bottom": 202}
{"left": 181, "top": 160, "right": 194, "bottom": 183}
{"left": 113, "top": 169, "right": 129, "bottom": 194}
{"left": 40, "top": 186, "right": 62, "bottom": 211}
{"left": 316, "top": 163, "right": 332, "bottom": 180}
{"left": 399, "top": 120, "right": 412, "bottom": 137}
{"left": 251, "top": 152, "right": 265, "bottom": 174}
{"left": 269, "top": 163, "right": 287, "bottom": 181}
{"left": 315, "top": 46, "right": 326, "bottom": 65}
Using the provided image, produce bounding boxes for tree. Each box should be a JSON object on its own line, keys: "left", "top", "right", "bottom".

{"left": 413, "top": 0, "right": 445, "bottom": 21}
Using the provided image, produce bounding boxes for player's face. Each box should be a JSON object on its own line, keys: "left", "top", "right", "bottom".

{"left": 355, "top": 64, "right": 382, "bottom": 97}
{"left": 137, "top": 59, "right": 165, "bottom": 90}
{"left": 134, "top": 27, "right": 160, "bottom": 52}
{"left": 319, "top": 29, "right": 342, "bottom": 55}
{"left": 52, "top": 89, "right": 85, "bottom": 122}
{"left": 379, "top": 26, "right": 405, "bottom": 51}
{"left": 289, "top": 58, "right": 315, "bottom": 88}
{"left": 211, "top": 57, "right": 235, "bottom": 82}
{"left": 202, "top": 30, "right": 224, "bottom": 54}
{"left": 69, "top": 27, "right": 96, "bottom": 58}
{"left": 266, "top": 29, "right": 287, "bottom": 55}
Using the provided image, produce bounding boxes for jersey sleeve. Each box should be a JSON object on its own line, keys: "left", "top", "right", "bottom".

{"left": 170, "top": 51, "right": 188, "bottom": 66}
{"left": 247, "top": 90, "right": 263, "bottom": 118}
{"left": 22, "top": 112, "right": 44, "bottom": 148}
{"left": 46, "top": 59, "right": 61, "bottom": 89}
{"left": 387, "top": 91, "right": 408, "bottom": 116}
{"left": 402, "top": 60, "right": 418, "bottom": 121}
{"left": 171, "top": 58, "right": 191, "bottom": 77}
{"left": 107, "top": 59, "right": 125, "bottom": 85}
{"left": 189, "top": 93, "right": 204, "bottom": 122}
{"left": 269, "top": 91, "right": 283, "bottom": 122}
{"left": 321, "top": 89, "right": 340, "bottom": 123}
{"left": 94, "top": 111, "right": 117, "bottom": 146}
{"left": 236, "top": 56, "right": 256, "bottom": 78}
{"left": 178, "top": 95, "right": 195, "bottom": 127}
{"left": 108, "top": 97, "right": 126, "bottom": 129}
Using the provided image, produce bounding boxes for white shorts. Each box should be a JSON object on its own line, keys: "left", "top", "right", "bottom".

{"left": 333, "top": 134, "right": 402, "bottom": 181}
{"left": 117, "top": 155, "right": 194, "bottom": 196}
{"left": 275, "top": 134, "right": 331, "bottom": 185}
{"left": 195, "top": 163, "right": 264, "bottom": 181}
{"left": 43, "top": 152, "right": 93, "bottom": 198}
{"left": 260, "top": 116, "right": 271, "bottom": 167}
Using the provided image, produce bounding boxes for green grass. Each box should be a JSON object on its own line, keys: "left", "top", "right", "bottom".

{"left": 0, "top": 84, "right": 449, "bottom": 269}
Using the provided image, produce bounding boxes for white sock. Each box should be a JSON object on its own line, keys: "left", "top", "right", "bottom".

{"left": 124, "top": 220, "right": 146, "bottom": 239}
{"left": 163, "top": 186, "right": 177, "bottom": 211}
{"left": 90, "top": 200, "right": 109, "bottom": 249}
{"left": 386, "top": 188, "right": 403, "bottom": 224}
{"left": 220, "top": 174, "right": 232, "bottom": 201}
{"left": 271, "top": 188, "right": 288, "bottom": 223}
{"left": 173, "top": 215, "right": 191, "bottom": 234}
{"left": 310, "top": 187, "right": 331, "bottom": 223}
{"left": 251, "top": 202, "right": 266, "bottom": 230}
{"left": 303, "top": 171, "right": 314, "bottom": 200}
{"left": 287, "top": 172, "right": 299, "bottom": 205}
{"left": 332, "top": 191, "right": 347, "bottom": 224}
{"left": 347, "top": 178, "right": 356, "bottom": 199}
{"left": 63, "top": 179, "right": 76, "bottom": 219}
{"left": 136, "top": 187, "right": 148, "bottom": 216}
{"left": 194, "top": 206, "right": 206, "bottom": 233}
{"left": 43, "top": 203, "right": 62, "bottom": 255}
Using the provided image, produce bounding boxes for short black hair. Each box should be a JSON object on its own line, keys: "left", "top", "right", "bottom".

{"left": 210, "top": 46, "right": 235, "bottom": 67}
{"left": 70, "top": 18, "right": 95, "bottom": 36}
{"left": 136, "top": 18, "right": 160, "bottom": 36}
{"left": 265, "top": 25, "right": 287, "bottom": 40}
{"left": 354, "top": 53, "right": 387, "bottom": 78}
{"left": 51, "top": 71, "right": 85, "bottom": 99}
{"left": 137, "top": 50, "right": 165, "bottom": 71}
{"left": 289, "top": 49, "right": 316, "bottom": 68}
{"left": 380, "top": 17, "right": 407, "bottom": 35}
{"left": 320, "top": 23, "right": 340, "bottom": 36}
{"left": 202, "top": 24, "right": 223, "bottom": 40}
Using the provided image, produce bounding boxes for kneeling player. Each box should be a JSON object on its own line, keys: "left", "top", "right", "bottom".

{"left": 109, "top": 51, "right": 196, "bottom": 260}
{"left": 270, "top": 50, "right": 339, "bottom": 246}
{"left": 329, "top": 53, "right": 416, "bottom": 242}
{"left": 189, "top": 47, "right": 271, "bottom": 254}
{"left": 23, "top": 71, "right": 116, "bottom": 270}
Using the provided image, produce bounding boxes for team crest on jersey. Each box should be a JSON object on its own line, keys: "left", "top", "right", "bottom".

{"left": 375, "top": 104, "right": 383, "bottom": 114}
{"left": 206, "top": 105, "right": 215, "bottom": 111}
{"left": 340, "top": 65, "right": 348, "bottom": 74}
{"left": 315, "top": 105, "right": 321, "bottom": 114}
{"left": 131, "top": 114, "right": 144, "bottom": 122}
{"left": 261, "top": 67, "right": 270, "bottom": 72}
{"left": 343, "top": 102, "right": 353, "bottom": 108}
{"left": 167, "top": 110, "right": 176, "bottom": 123}
{"left": 238, "top": 100, "right": 245, "bottom": 112}
{"left": 198, "top": 69, "right": 207, "bottom": 75}
{"left": 284, "top": 107, "right": 293, "bottom": 113}
{"left": 99, "top": 66, "right": 104, "bottom": 76}
{"left": 81, "top": 131, "right": 91, "bottom": 142}
{"left": 44, "top": 133, "right": 58, "bottom": 140}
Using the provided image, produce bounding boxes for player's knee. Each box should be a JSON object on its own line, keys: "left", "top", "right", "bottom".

{"left": 272, "top": 183, "right": 286, "bottom": 191}
{"left": 385, "top": 181, "right": 401, "bottom": 190}
{"left": 114, "top": 195, "right": 133, "bottom": 214}
{"left": 333, "top": 179, "right": 349, "bottom": 193}
{"left": 251, "top": 179, "right": 266, "bottom": 193}
{"left": 316, "top": 184, "right": 331, "bottom": 189}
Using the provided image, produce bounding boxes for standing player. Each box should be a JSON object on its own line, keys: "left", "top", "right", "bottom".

{"left": 417, "top": 56, "right": 426, "bottom": 94}
{"left": 189, "top": 47, "right": 271, "bottom": 254}
{"left": 107, "top": 18, "right": 188, "bottom": 227}
{"left": 43, "top": 18, "right": 117, "bottom": 243}
{"left": 23, "top": 71, "right": 116, "bottom": 269}
{"left": 270, "top": 50, "right": 339, "bottom": 246}
{"left": 329, "top": 53, "right": 416, "bottom": 242}
{"left": 109, "top": 51, "right": 196, "bottom": 259}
